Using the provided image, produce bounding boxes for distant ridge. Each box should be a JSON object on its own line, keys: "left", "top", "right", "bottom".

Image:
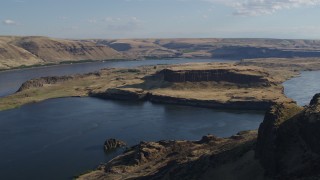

{"left": 2, "top": 36, "right": 320, "bottom": 70}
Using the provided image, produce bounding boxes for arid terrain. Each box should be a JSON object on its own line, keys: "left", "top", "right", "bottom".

{"left": 0, "top": 36, "right": 122, "bottom": 70}
{"left": 2, "top": 36, "right": 320, "bottom": 70}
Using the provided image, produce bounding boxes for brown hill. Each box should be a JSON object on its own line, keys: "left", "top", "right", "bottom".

{"left": 0, "top": 36, "right": 122, "bottom": 70}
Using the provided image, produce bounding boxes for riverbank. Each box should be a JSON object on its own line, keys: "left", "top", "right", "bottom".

{"left": 0, "top": 58, "right": 133, "bottom": 73}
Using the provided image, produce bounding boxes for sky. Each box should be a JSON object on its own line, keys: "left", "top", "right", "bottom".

{"left": 1, "top": 0, "right": 320, "bottom": 39}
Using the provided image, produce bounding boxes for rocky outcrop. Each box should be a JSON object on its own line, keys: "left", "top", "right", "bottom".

{"left": 104, "top": 139, "right": 126, "bottom": 151}
{"left": 255, "top": 102, "right": 303, "bottom": 176}
{"left": 256, "top": 94, "right": 320, "bottom": 179}
{"left": 17, "top": 76, "right": 74, "bottom": 92}
{"left": 78, "top": 131, "right": 263, "bottom": 180}
{"left": 17, "top": 72, "right": 101, "bottom": 92}
{"left": 92, "top": 88, "right": 149, "bottom": 101}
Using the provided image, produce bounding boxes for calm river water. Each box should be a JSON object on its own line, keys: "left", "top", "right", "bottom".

{"left": 0, "top": 59, "right": 319, "bottom": 180}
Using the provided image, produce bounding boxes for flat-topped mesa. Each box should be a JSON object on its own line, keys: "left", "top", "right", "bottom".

{"left": 158, "top": 63, "right": 273, "bottom": 87}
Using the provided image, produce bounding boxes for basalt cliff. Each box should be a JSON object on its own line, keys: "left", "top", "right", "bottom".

{"left": 78, "top": 94, "right": 320, "bottom": 180}
{"left": 91, "top": 63, "right": 292, "bottom": 110}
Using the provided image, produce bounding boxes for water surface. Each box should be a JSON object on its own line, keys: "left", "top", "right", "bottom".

{"left": 284, "top": 71, "right": 320, "bottom": 106}
{"left": 0, "top": 98, "right": 263, "bottom": 180}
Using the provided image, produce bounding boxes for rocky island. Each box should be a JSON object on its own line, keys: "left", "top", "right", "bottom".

{"left": 2, "top": 57, "right": 320, "bottom": 111}
{"left": 1, "top": 59, "right": 311, "bottom": 111}
{"left": 92, "top": 63, "right": 292, "bottom": 110}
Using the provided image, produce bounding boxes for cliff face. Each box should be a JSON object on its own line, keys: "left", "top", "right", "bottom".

{"left": 17, "top": 76, "right": 75, "bottom": 92}
{"left": 256, "top": 94, "right": 320, "bottom": 179}
{"left": 159, "top": 69, "right": 271, "bottom": 86}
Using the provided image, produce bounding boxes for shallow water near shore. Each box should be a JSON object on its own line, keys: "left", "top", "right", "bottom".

{"left": 0, "top": 59, "right": 319, "bottom": 180}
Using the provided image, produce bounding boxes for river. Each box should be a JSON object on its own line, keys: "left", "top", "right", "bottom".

{"left": 0, "top": 59, "right": 319, "bottom": 180}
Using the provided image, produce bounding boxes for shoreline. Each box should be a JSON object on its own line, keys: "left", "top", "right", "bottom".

{"left": 0, "top": 57, "right": 230, "bottom": 73}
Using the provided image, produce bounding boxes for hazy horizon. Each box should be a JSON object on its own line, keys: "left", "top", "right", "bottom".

{"left": 1, "top": 0, "right": 320, "bottom": 39}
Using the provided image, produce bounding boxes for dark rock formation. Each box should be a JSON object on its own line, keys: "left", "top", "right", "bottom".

{"left": 17, "top": 76, "right": 74, "bottom": 92}
{"left": 17, "top": 72, "right": 101, "bottom": 92}
{"left": 159, "top": 69, "right": 271, "bottom": 87}
{"left": 256, "top": 93, "right": 320, "bottom": 179}
{"left": 149, "top": 93, "right": 274, "bottom": 110}
{"left": 104, "top": 139, "right": 126, "bottom": 151}
{"left": 92, "top": 88, "right": 149, "bottom": 101}
{"left": 310, "top": 93, "right": 320, "bottom": 105}
{"left": 255, "top": 102, "right": 303, "bottom": 176}
{"left": 79, "top": 131, "right": 261, "bottom": 180}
